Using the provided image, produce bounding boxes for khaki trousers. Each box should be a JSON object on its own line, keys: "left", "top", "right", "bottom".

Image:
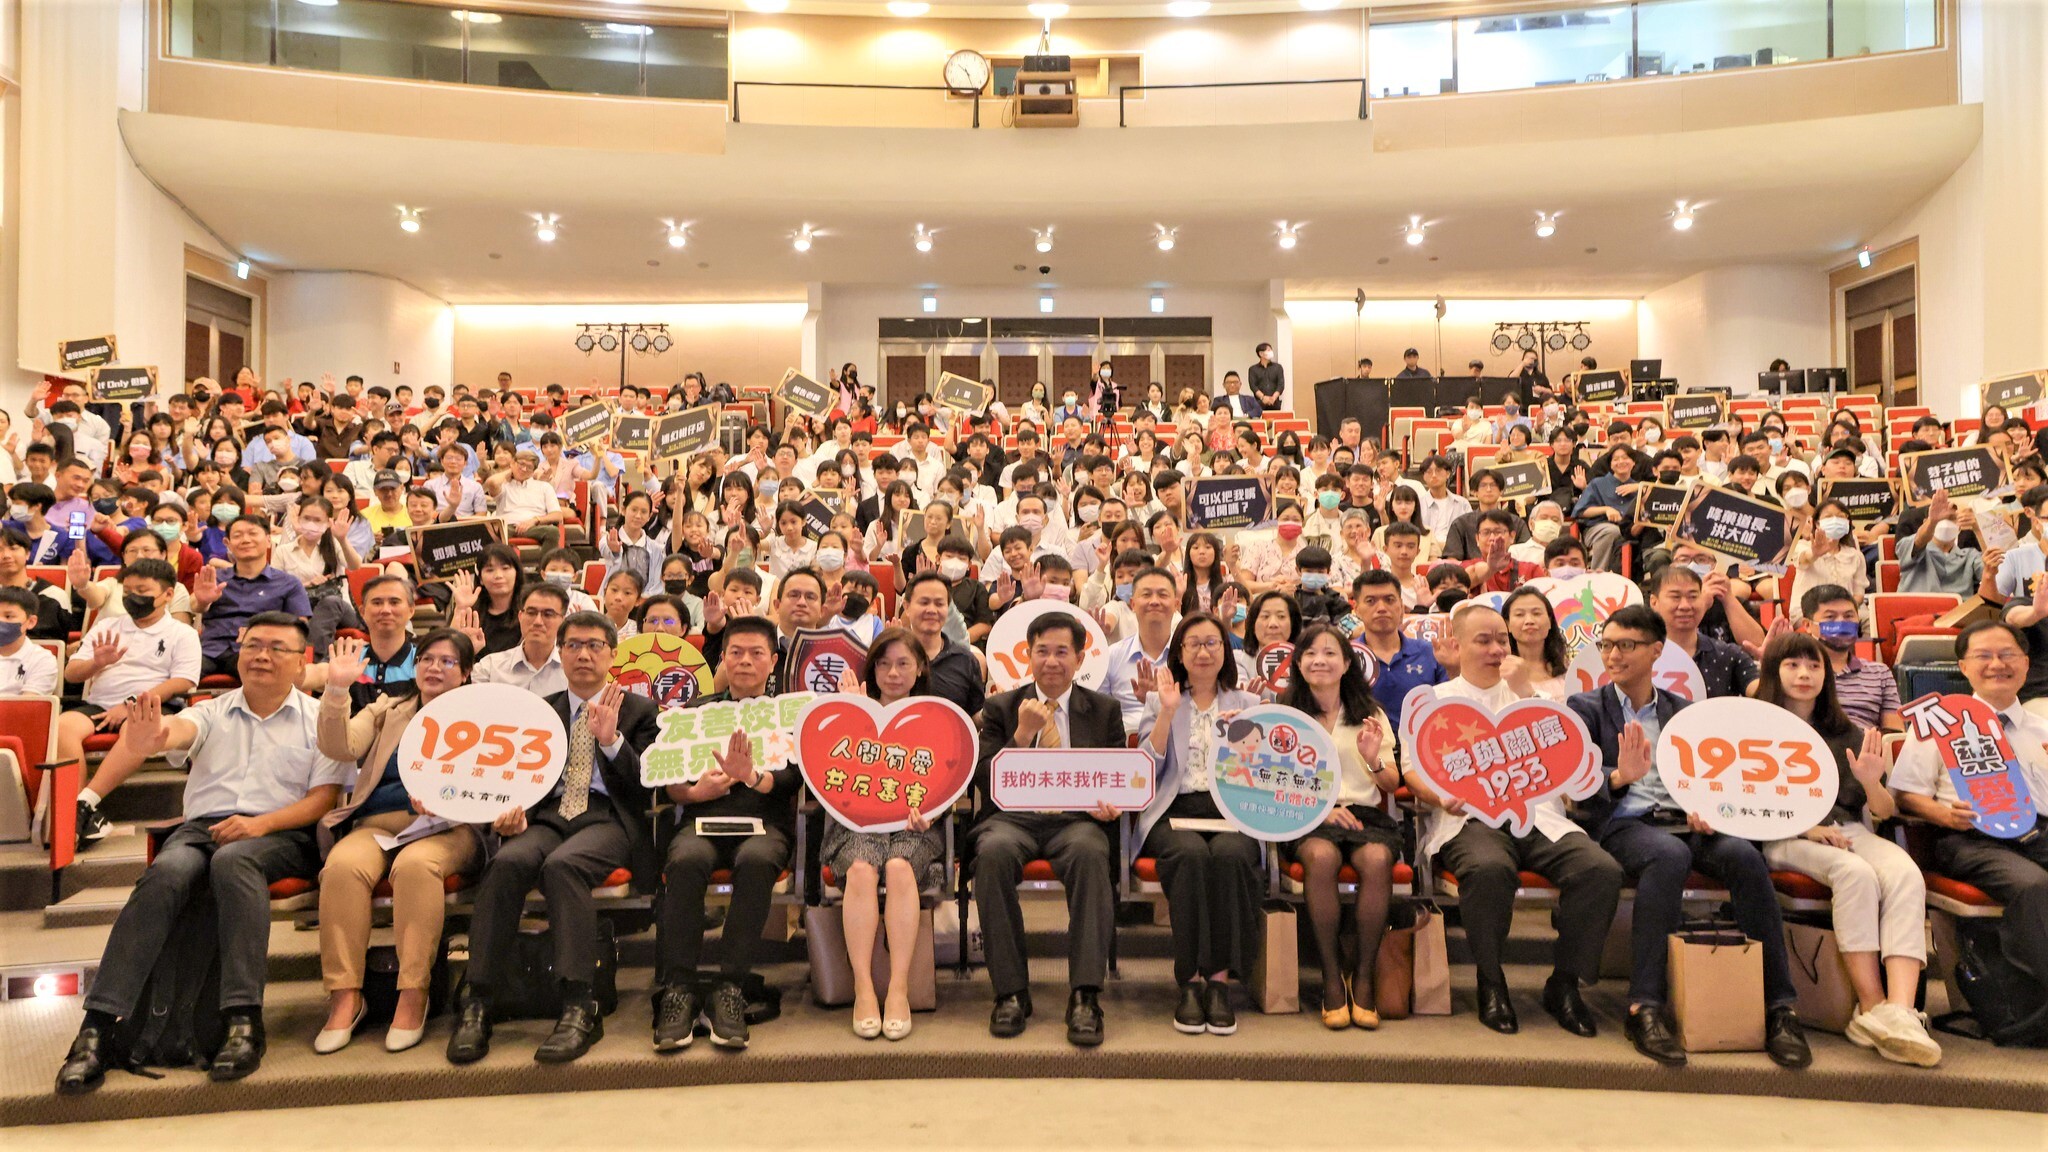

{"left": 319, "top": 812, "right": 477, "bottom": 992}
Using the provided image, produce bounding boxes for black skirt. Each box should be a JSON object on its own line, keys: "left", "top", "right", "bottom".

{"left": 1291, "top": 802, "right": 1403, "bottom": 855}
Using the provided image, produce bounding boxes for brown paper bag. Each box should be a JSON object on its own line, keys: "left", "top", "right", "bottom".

{"left": 1374, "top": 920, "right": 1416, "bottom": 1020}
{"left": 1410, "top": 906, "right": 1452, "bottom": 1016}
{"left": 803, "top": 905, "right": 937, "bottom": 1011}
{"left": 1251, "top": 901, "right": 1300, "bottom": 1014}
{"left": 1667, "top": 928, "right": 1765, "bottom": 1051}
{"left": 1785, "top": 921, "right": 1857, "bottom": 1034}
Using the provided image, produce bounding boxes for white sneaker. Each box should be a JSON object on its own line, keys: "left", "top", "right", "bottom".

{"left": 1844, "top": 1007, "right": 1892, "bottom": 1050}
{"left": 1871, "top": 1002, "right": 1942, "bottom": 1068}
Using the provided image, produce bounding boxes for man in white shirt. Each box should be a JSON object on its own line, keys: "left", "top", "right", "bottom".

{"left": 29, "top": 379, "right": 112, "bottom": 472}
{"left": 496, "top": 446, "right": 571, "bottom": 550}
{"left": 63, "top": 559, "right": 204, "bottom": 848}
{"left": 1891, "top": 620, "right": 2048, "bottom": 1021}
{"left": 1415, "top": 456, "right": 1471, "bottom": 546}
{"left": 1401, "top": 603, "right": 1622, "bottom": 1038}
{"left": 57, "top": 613, "right": 347, "bottom": 1094}
{"left": 424, "top": 444, "right": 487, "bottom": 520}
{"left": 901, "top": 422, "right": 949, "bottom": 501}
{"left": 0, "top": 586, "right": 59, "bottom": 695}
{"left": 1097, "top": 567, "right": 1179, "bottom": 730}
{"left": 472, "top": 584, "right": 569, "bottom": 698}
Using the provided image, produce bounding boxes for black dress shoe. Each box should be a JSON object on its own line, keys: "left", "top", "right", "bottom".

{"left": 1204, "top": 981, "right": 1238, "bottom": 1036}
{"left": 446, "top": 991, "right": 493, "bottom": 1065}
{"left": 209, "top": 1013, "right": 266, "bottom": 1081}
{"left": 1477, "top": 978, "right": 1519, "bottom": 1034}
{"left": 653, "top": 984, "right": 701, "bottom": 1052}
{"left": 1542, "top": 974, "right": 1598, "bottom": 1038}
{"left": 989, "top": 992, "right": 1029, "bottom": 1039}
{"left": 1173, "top": 981, "right": 1207, "bottom": 1035}
{"left": 1626, "top": 1006, "right": 1687, "bottom": 1066}
{"left": 55, "top": 1024, "right": 110, "bottom": 1096}
{"left": 706, "top": 981, "right": 750, "bottom": 1050}
{"left": 1066, "top": 987, "right": 1104, "bottom": 1048}
{"left": 536, "top": 998, "right": 604, "bottom": 1064}
{"left": 1765, "top": 1006, "right": 1812, "bottom": 1069}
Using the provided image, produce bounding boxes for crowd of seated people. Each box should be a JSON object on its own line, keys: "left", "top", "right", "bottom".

{"left": 5, "top": 359, "right": 2043, "bottom": 1099}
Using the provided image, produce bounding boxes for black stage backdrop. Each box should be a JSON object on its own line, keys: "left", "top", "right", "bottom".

{"left": 1312, "top": 376, "right": 1528, "bottom": 440}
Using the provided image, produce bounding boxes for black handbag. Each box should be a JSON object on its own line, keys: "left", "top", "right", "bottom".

{"left": 1933, "top": 917, "right": 2048, "bottom": 1047}
{"left": 462, "top": 920, "right": 618, "bottom": 1022}
{"left": 360, "top": 943, "right": 452, "bottom": 1027}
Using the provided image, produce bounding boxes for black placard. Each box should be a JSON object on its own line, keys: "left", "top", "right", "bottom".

{"left": 1634, "top": 482, "right": 1690, "bottom": 530}
{"left": 796, "top": 498, "right": 834, "bottom": 541}
{"left": 59, "top": 335, "right": 116, "bottom": 372}
{"left": 776, "top": 369, "right": 836, "bottom": 418}
{"left": 1818, "top": 477, "right": 1899, "bottom": 524}
{"left": 88, "top": 365, "right": 156, "bottom": 402}
{"left": 405, "top": 518, "right": 508, "bottom": 584}
{"left": 561, "top": 400, "right": 612, "bottom": 447}
{"left": 937, "top": 371, "right": 993, "bottom": 416}
{"left": 1187, "top": 476, "right": 1269, "bottom": 531}
{"left": 1901, "top": 446, "right": 2008, "bottom": 506}
{"left": 1981, "top": 372, "right": 2045, "bottom": 412}
{"left": 1675, "top": 485, "right": 1790, "bottom": 568}
{"left": 651, "top": 403, "right": 718, "bottom": 461}
{"left": 1576, "top": 370, "right": 1627, "bottom": 404}
{"left": 1666, "top": 392, "right": 1724, "bottom": 431}
{"left": 1491, "top": 459, "right": 1550, "bottom": 502}
{"left": 612, "top": 414, "right": 653, "bottom": 453}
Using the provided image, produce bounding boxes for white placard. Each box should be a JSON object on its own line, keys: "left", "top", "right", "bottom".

{"left": 396, "top": 684, "right": 567, "bottom": 824}
{"left": 1652, "top": 697, "right": 1839, "bottom": 840}
{"left": 989, "top": 748, "right": 1155, "bottom": 812}
{"left": 983, "top": 599, "right": 1110, "bottom": 691}
{"left": 1563, "top": 639, "right": 1707, "bottom": 703}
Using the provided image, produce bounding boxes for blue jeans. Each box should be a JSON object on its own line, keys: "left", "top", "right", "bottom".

{"left": 1599, "top": 816, "right": 1796, "bottom": 1011}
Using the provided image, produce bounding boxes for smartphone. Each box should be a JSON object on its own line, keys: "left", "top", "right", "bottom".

{"left": 66, "top": 511, "right": 88, "bottom": 542}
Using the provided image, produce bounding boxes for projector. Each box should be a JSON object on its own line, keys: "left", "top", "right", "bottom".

{"left": 1024, "top": 54, "right": 1071, "bottom": 72}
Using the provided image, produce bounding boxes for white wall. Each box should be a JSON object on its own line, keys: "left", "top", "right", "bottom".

{"left": 1637, "top": 265, "right": 1829, "bottom": 394}
{"left": 268, "top": 272, "right": 455, "bottom": 392}
{"left": 1861, "top": 142, "right": 1985, "bottom": 417}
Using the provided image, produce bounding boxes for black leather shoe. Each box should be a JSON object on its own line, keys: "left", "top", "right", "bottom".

{"left": 653, "top": 984, "right": 701, "bottom": 1052}
{"left": 446, "top": 991, "right": 493, "bottom": 1065}
{"left": 1477, "top": 978, "right": 1519, "bottom": 1034}
{"left": 1626, "top": 1006, "right": 1687, "bottom": 1066}
{"left": 1542, "top": 974, "right": 1598, "bottom": 1038}
{"left": 1765, "top": 1006, "right": 1812, "bottom": 1069}
{"left": 989, "top": 992, "right": 1029, "bottom": 1038}
{"left": 536, "top": 999, "right": 603, "bottom": 1064}
{"left": 1204, "top": 980, "right": 1238, "bottom": 1036}
{"left": 209, "top": 1013, "right": 266, "bottom": 1081}
{"left": 1066, "top": 987, "right": 1104, "bottom": 1048}
{"left": 706, "top": 981, "right": 750, "bottom": 1049}
{"left": 1173, "top": 981, "right": 1207, "bottom": 1034}
{"left": 55, "top": 1024, "right": 109, "bottom": 1096}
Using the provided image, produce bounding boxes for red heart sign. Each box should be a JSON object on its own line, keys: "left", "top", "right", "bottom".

{"left": 1402, "top": 686, "right": 1602, "bottom": 837}
{"left": 795, "top": 695, "right": 979, "bottom": 832}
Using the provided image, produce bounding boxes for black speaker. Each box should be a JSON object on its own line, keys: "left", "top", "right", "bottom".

{"left": 1024, "top": 54, "right": 1071, "bottom": 72}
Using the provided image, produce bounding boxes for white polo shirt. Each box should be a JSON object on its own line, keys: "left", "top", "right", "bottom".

{"left": 1892, "top": 694, "right": 2048, "bottom": 818}
{"left": 0, "top": 639, "right": 59, "bottom": 696}
{"left": 79, "top": 613, "right": 203, "bottom": 708}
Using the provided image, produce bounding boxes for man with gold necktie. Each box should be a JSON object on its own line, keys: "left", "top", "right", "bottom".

{"left": 447, "top": 612, "right": 659, "bottom": 1067}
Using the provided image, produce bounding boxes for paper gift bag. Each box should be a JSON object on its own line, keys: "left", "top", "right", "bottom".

{"left": 1668, "top": 928, "right": 1765, "bottom": 1052}
{"left": 1251, "top": 901, "right": 1300, "bottom": 1014}
{"left": 1374, "top": 916, "right": 1416, "bottom": 1020}
{"left": 803, "top": 905, "right": 937, "bottom": 1011}
{"left": 1785, "top": 921, "right": 1857, "bottom": 1034}
{"left": 1411, "top": 906, "right": 1452, "bottom": 1016}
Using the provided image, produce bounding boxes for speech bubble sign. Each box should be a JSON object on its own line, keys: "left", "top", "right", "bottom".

{"left": 396, "top": 683, "right": 567, "bottom": 823}
{"left": 1208, "top": 703, "right": 1342, "bottom": 841}
{"left": 1403, "top": 686, "right": 1603, "bottom": 837}
{"left": 1526, "top": 572, "right": 1645, "bottom": 659}
{"left": 797, "top": 694, "right": 977, "bottom": 832}
{"left": 1564, "top": 639, "right": 1706, "bottom": 703}
{"left": 1901, "top": 691, "right": 2040, "bottom": 840}
{"left": 609, "top": 632, "right": 713, "bottom": 710}
{"left": 639, "top": 692, "right": 816, "bottom": 786}
{"left": 1653, "top": 697, "right": 1839, "bottom": 840}
{"left": 984, "top": 599, "right": 1110, "bottom": 690}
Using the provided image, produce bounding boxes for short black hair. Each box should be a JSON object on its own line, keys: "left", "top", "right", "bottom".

{"left": 722, "top": 614, "right": 781, "bottom": 649}
{"left": 1800, "top": 583, "right": 1858, "bottom": 617}
{"left": 519, "top": 582, "right": 571, "bottom": 614}
{"left": 1025, "top": 611, "right": 1088, "bottom": 651}
{"left": 119, "top": 558, "right": 178, "bottom": 590}
{"left": 557, "top": 609, "right": 618, "bottom": 648}
{"left": 1604, "top": 604, "right": 1666, "bottom": 645}
{"left": 0, "top": 585, "right": 43, "bottom": 622}
{"left": 243, "top": 611, "right": 309, "bottom": 644}
{"left": 1955, "top": 619, "right": 2029, "bottom": 663}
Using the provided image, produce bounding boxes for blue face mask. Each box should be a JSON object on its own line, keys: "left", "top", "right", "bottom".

{"left": 1816, "top": 619, "right": 1861, "bottom": 649}
{"left": 1232, "top": 603, "right": 1248, "bottom": 624}
{"left": 0, "top": 620, "right": 20, "bottom": 646}
{"left": 1300, "top": 573, "right": 1329, "bottom": 592}
{"left": 1114, "top": 581, "right": 1134, "bottom": 602}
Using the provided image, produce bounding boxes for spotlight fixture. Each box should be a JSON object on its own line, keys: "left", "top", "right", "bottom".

{"left": 1402, "top": 216, "right": 1426, "bottom": 247}
{"left": 1277, "top": 223, "right": 1299, "bottom": 250}
{"left": 534, "top": 214, "right": 559, "bottom": 243}
{"left": 1857, "top": 246, "right": 1873, "bottom": 269}
{"left": 1546, "top": 331, "right": 1568, "bottom": 352}
{"left": 1150, "top": 293, "right": 1166, "bottom": 314}
{"left": 1039, "top": 295, "right": 1055, "bottom": 313}
{"left": 922, "top": 295, "right": 938, "bottom": 313}
{"left": 1670, "top": 200, "right": 1696, "bottom": 232}
{"left": 1027, "top": 2, "right": 1068, "bottom": 15}
{"left": 397, "top": 206, "right": 422, "bottom": 233}
{"left": 1154, "top": 226, "right": 1178, "bottom": 252}
{"left": 234, "top": 259, "right": 250, "bottom": 279}
{"left": 598, "top": 332, "right": 618, "bottom": 352}
{"left": 887, "top": 1, "right": 929, "bottom": 13}
{"left": 575, "top": 333, "right": 596, "bottom": 352}
{"left": 1534, "top": 211, "right": 1556, "bottom": 239}
{"left": 745, "top": 0, "right": 788, "bottom": 10}
{"left": 1516, "top": 330, "right": 1537, "bottom": 352}
{"left": 793, "top": 225, "right": 814, "bottom": 252}
{"left": 630, "top": 332, "right": 651, "bottom": 352}
{"left": 1034, "top": 228, "right": 1054, "bottom": 254}
{"left": 1570, "top": 325, "right": 1592, "bottom": 351}
{"left": 1491, "top": 330, "right": 1513, "bottom": 353}
{"left": 664, "top": 221, "right": 688, "bottom": 249}
{"left": 914, "top": 225, "right": 934, "bottom": 253}
{"left": 1167, "top": 0, "right": 1210, "bottom": 14}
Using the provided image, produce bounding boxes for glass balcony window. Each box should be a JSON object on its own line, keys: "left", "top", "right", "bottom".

{"left": 1455, "top": 5, "right": 1634, "bottom": 94}
{"left": 1369, "top": 19, "right": 1453, "bottom": 98}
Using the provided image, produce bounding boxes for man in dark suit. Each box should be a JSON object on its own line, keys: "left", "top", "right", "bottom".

{"left": 1566, "top": 605, "right": 1809, "bottom": 1070}
{"left": 651, "top": 616, "right": 797, "bottom": 1052}
{"left": 973, "top": 612, "right": 1126, "bottom": 1046}
{"left": 448, "top": 611, "right": 659, "bottom": 1066}
{"left": 1215, "top": 370, "right": 1263, "bottom": 420}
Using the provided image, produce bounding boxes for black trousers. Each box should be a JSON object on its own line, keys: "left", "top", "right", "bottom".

{"left": 1433, "top": 821, "right": 1623, "bottom": 987}
{"left": 970, "top": 813, "right": 1113, "bottom": 998}
{"left": 1932, "top": 829, "right": 2048, "bottom": 981}
{"left": 466, "top": 799, "right": 632, "bottom": 990}
{"left": 1142, "top": 811, "right": 1262, "bottom": 985}
{"left": 657, "top": 825, "right": 793, "bottom": 983}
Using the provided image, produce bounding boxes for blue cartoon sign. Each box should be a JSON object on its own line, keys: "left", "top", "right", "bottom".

{"left": 1903, "top": 692, "right": 2039, "bottom": 840}
{"left": 1208, "top": 703, "right": 1341, "bottom": 842}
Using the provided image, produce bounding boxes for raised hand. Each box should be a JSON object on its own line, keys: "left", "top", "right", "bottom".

{"left": 67, "top": 543, "right": 91, "bottom": 586}
{"left": 712, "top": 727, "right": 757, "bottom": 787}
{"left": 1850, "top": 728, "right": 1889, "bottom": 787}
{"left": 121, "top": 693, "right": 172, "bottom": 758}
{"left": 89, "top": 630, "right": 128, "bottom": 672}
{"left": 703, "top": 591, "right": 726, "bottom": 632}
{"left": 449, "top": 569, "right": 480, "bottom": 610}
{"left": 1154, "top": 669, "right": 1182, "bottom": 718}
{"left": 586, "top": 682, "right": 623, "bottom": 747}
{"left": 995, "top": 571, "right": 1017, "bottom": 604}
{"left": 1021, "top": 571, "right": 1045, "bottom": 601}
{"left": 192, "top": 564, "right": 222, "bottom": 610}
{"left": 327, "top": 636, "right": 369, "bottom": 685}
{"left": 1132, "top": 658, "right": 1158, "bottom": 703}
{"left": 1217, "top": 583, "right": 1239, "bottom": 622}
{"left": 450, "top": 604, "right": 485, "bottom": 648}
{"left": 1615, "top": 720, "right": 1653, "bottom": 786}
{"left": 1356, "top": 717, "right": 1385, "bottom": 766}
{"left": 1016, "top": 697, "right": 1052, "bottom": 745}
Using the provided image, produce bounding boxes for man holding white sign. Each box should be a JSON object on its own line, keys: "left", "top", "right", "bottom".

{"left": 972, "top": 613, "right": 1126, "bottom": 1047}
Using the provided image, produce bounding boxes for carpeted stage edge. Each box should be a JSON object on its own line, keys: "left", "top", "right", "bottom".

{"left": 6, "top": 962, "right": 2046, "bottom": 1126}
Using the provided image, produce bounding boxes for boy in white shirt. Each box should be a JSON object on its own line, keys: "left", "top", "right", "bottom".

{"left": 0, "top": 586, "right": 60, "bottom": 695}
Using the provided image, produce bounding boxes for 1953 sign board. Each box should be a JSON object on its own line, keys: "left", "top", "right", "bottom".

{"left": 1900, "top": 446, "right": 2008, "bottom": 506}
{"left": 407, "top": 518, "right": 508, "bottom": 584}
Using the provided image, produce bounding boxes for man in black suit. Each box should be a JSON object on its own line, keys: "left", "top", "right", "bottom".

{"left": 651, "top": 616, "right": 798, "bottom": 1052}
{"left": 854, "top": 454, "right": 904, "bottom": 534}
{"left": 448, "top": 611, "right": 659, "bottom": 1066}
{"left": 1566, "top": 605, "right": 1809, "bottom": 1070}
{"left": 973, "top": 612, "right": 1126, "bottom": 1046}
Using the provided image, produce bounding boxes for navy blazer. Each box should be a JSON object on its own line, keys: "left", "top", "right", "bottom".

{"left": 974, "top": 683, "right": 1127, "bottom": 826}
{"left": 1564, "top": 685, "right": 1689, "bottom": 835}
{"left": 546, "top": 690, "right": 661, "bottom": 887}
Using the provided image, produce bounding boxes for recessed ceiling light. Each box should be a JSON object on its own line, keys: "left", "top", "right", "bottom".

{"left": 450, "top": 9, "right": 502, "bottom": 23}
{"left": 1150, "top": 294, "right": 1165, "bottom": 313}
{"left": 1403, "top": 215, "right": 1426, "bottom": 246}
{"left": 793, "top": 225, "right": 814, "bottom": 252}
{"left": 534, "top": 213, "right": 559, "bottom": 243}
{"left": 922, "top": 295, "right": 938, "bottom": 313}
{"left": 1534, "top": 211, "right": 1557, "bottom": 239}
{"left": 1039, "top": 295, "right": 1055, "bottom": 313}
{"left": 745, "top": 0, "right": 788, "bottom": 10}
{"left": 887, "top": 1, "right": 929, "bottom": 14}
{"left": 1154, "top": 225, "right": 1178, "bottom": 252}
{"left": 397, "top": 206, "right": 422, "bottom": 233}
{"left": 1034, "top": 227, "right": 1054, "bottom": 254}
{"left": 1028, "top": 3, "right": 1069, "bottom": 17}
{"left": 1167, "top": 0, "right": 1210, "bottom": 14}
{"left": 234, "top": 260, "right": 250, "bottom": 279}
{"left": 1277, "top": 223, "right": 1299, "bottom": 250}
{"left": 664, "top": 220, "right": 688, "bottom": 249}
{"left": 1671, "top": 200, "right": 1696, "bottom": 231}
{"left": 914, "top": 225, "right": 934, "bottom": 253}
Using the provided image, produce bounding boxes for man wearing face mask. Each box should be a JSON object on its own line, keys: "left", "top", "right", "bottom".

{"left": 1897, "top": 489, "right": 1984, "bottom": 596}
{"left": 1801, "top": 584, "right": 1904, "bottom": 733}
{"left": 1512, "top": 502, "right": 1566, "bottom": 567}
{"left": 934, "top": 537, "right": 994, "bottom": 646}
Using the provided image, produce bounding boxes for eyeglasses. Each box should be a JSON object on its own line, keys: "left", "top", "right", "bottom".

{"left": 1594, "top": 638, "right": 1658, "bottom": 655}
{"left": 1963, "top": 650, "right": 2027, "bottom": 666}
{"left": 242, "top": 642, "right": 301, "bottom": 658}
{"left": 1181, "top": 639, "right": 1225, "bottom": 653}
{"left": 521, "top": 607, "right": 564, "bottom": 621}
{"left": 561, "top": 639, "right": 612, "bottom": 655}
{"left": 416, "top": 655, "right": 463, "bottom": 670}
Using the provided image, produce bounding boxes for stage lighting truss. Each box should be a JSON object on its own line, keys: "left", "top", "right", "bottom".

{"left": 1490, "top": 321, "right": 1595, "bottom": 362}
{"left": 575, "top": 323, "right": 672, "bottom": 360}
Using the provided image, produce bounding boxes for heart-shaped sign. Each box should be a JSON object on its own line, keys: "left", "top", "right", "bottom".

{"left": 1403, "top": 686, "right": 1603, "bottom": 837}
{"left": 795, "top": 694, "right": 978, "bottom": 832}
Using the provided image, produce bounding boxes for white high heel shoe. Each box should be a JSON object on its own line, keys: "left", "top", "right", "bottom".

{"left": 385, "top": 1022, "right": 428, "bottom": 1053}
{"left": 882, "top": 1015, "right": 913, "bottom": 1041}
{"left": 314, "top": 1002, "right": 367, "bottom": 1054}
{"left": 853, "top": 1015, "right": 883, "bottom": 1040}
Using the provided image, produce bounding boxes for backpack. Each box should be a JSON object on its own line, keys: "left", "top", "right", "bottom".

{"left": 1932, "top": 916, "right": 2048, "bottom": 1046}
{"left": 110, "top": 889, "right": 227, "bottom": 1071}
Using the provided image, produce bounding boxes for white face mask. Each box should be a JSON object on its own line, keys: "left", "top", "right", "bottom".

{"left": 1642, "top": 429, "right": 1662, "bottom": 444}
{"left": 1783, "top": 487, "right": 1810, "bottom": 509}
{"left": 939, "top": 558, "right": 969, "bottom": 581}
{"left": 1530, "top": 519, "right": 1562, "bottom": 543}
{"left": 1932, "top": 519, "right": 1962, "bottom": 545}
{"left": 1077, "top": 503, "right": 1100, "bottom": 524}
{"left": 1548, "top": 566, "right": 1585, "bottom": 581}
{"left": 1818, "top": 516, "right": 1852, "bottom": 541}
{"left": 815, "top": 548, "right": 846, "bottom": 571}
{"left": 1019, "top": 513, "right": 1045, "bottom": 532}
